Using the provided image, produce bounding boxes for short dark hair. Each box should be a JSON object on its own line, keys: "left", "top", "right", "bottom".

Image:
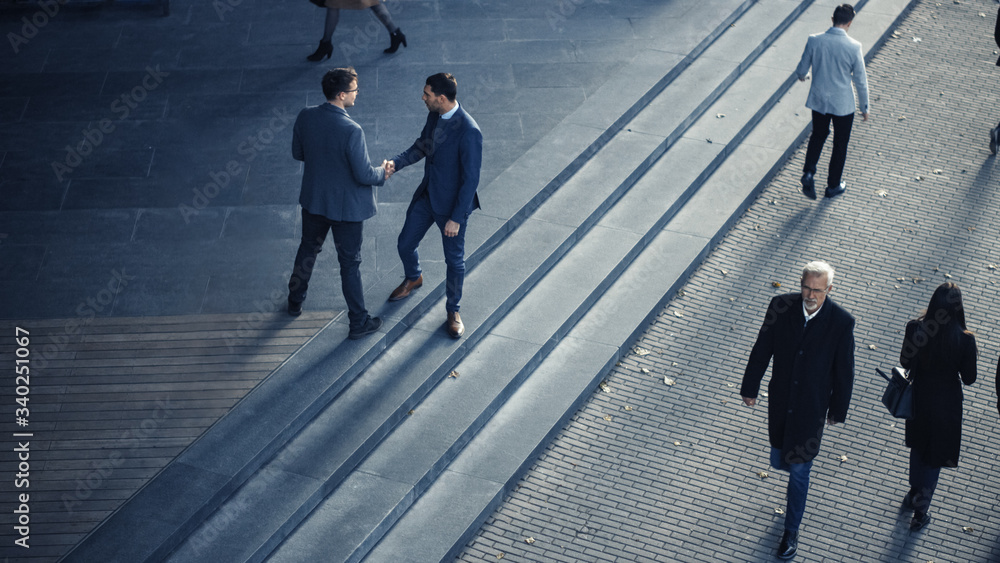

{"left": 322, "top": 67, "right": 358, "bottom": 100}
{"left": 832, "top": 4, "right": 855, "bottom": 25}
{"left": 425, "top": 73, "right": 457, "bottom": 102}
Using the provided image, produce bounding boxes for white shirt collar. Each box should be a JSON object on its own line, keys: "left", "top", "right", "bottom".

{"left": 440, "top": 103, "right": 459, "bottom": 120}
{"left": 803, "top": 303, "right": 822, "bottom": 323}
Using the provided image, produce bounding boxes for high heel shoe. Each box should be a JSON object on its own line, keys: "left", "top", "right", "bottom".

{"left": 307, "top": 40, "right": 333, "bottom": 62}
{"left": 384, "top": 30, "right": 407, "bottom": 54}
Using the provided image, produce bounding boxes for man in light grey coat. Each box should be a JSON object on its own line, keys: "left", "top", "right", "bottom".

{"left": 287, "top": 67, "right": 391, "bottom": 340}
{"left": 796, "top": 4, "right": 869, "bottom": 199}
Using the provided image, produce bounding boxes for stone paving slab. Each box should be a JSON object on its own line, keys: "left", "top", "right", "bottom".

{"left": 460, "top": 0, "right": 1000, "bottom": 561}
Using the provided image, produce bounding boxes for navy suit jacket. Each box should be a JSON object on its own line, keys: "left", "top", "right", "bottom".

{"left": 292, "top": 103, "right": 385, "bottom": 222}
{"left": 392, "top": 104, "right": 482, "bottom": 225}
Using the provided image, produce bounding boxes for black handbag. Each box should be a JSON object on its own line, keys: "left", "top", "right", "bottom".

{"left": 309, "top": 0, "right": 325, "bottom": 6}
{"left": 876, "top": 367, "right": 913, "bottom": 420}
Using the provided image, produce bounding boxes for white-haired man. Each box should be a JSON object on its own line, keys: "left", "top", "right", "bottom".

{"left": 740, "top": 260, "right": 856, "bottom": 559}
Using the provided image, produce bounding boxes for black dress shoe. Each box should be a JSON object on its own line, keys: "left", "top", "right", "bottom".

{"left": 288, "top": 300, "right": 303, "bottom": 317}
{"left": 800, "top": 172, "right": 816, "bottom": 199}
{"left": 777, "top": 530, "right": 798, "bottom": 560}
{"left": 307, "top": 40, "right": 333, "bottom": 62}
{"left": 348, "top": 316, "right": 382, "bottom": 340}
{"left": 384, "top": 29, "right": 407, "bottom": 53}
{"left": 825, "top": 182, "right": 846, "bottom": 198}
{"left": 910, "top": 511, "right": 931, "bottom": 531}
{"left": 990, "top": 126, "right": 999, "bottom": 155}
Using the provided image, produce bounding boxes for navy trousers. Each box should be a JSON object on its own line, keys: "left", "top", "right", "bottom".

{"left": 397, "top": 193, "right": 467, "bottom": 312}
{"left": 288, "top": 208, "right": 368, "bottom": 330}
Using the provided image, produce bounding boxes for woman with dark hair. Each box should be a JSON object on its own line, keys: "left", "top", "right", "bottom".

{"left": 898, "top": 282, "right": 977, "bottom": 531}
{"left": 307, "top": 0, "right": 406, "bottom": 62}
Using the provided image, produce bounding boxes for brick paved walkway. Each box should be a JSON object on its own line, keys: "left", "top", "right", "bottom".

{"left": 460, "top": 1, "right": 1000, "bottom": 561}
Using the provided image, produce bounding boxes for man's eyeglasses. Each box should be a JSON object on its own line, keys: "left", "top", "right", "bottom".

{"left": 800, "top": 284, "right": 828, "bottom": 295}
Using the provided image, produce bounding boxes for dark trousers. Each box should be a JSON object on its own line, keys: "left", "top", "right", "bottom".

{"left": 908, "top": 449, "right": 941, "bottom": 514}
{"left": 288, "top": 208, "right": 368, "bottom": 329}
{"left": 803, "top": 111, "right": 855, "bottom": 188}
{"left": 397, "top": 193, "right": 467, "bottom": 312}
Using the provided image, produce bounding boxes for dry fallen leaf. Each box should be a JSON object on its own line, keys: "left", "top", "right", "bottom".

{"left": 772, "top": 281, "right": 782, "bottom": 288}
{"left": 634, "top": 346, "right": 651, "bottom": 356}
{"left": 603, "top": 415, "right": 613, "bottom": 422}
{"left": 944, "top": 273, "right": 952, "bottom": 278}
{"left": 673, "top": 310, "right": 684, "bottom": 318}
{"left": 525, "top": 537, "right": 535, "bottom": 545}
{"left": 716, "top": 113, "right": 726, "bottom": 118}
{"left": 640, "top": 367, "right": 650, "bottom": 375}
{"left": 840, "top": 455, "right": 848, "bottom": 463}
{"left": 868, "top": 344, "right": 876, "bottom": 350}
{"left": 963, "top": 526, "right": 974, "bottom": 534}
{"left": 775, "top": 508, "right": 784, "bottom": 515}
{"left": 497, "top": 553, "right": 505, "bottom": 560}
{"left": 672, "top": 362, "right": 679, "bottom": 367}
{"left": 448, "top": 370, "right": 460, "bottom": 378}
{"left": 758, "top": 471, "right": 768, "bottom": 479}
{"left": 933, "top": 169, "right": 943, "bottom": 174}
{"left": 673, "top": 441, "right": 681, "bottom": 446}
{"left": 599, "top": 381, "right": 611, "bottom": 393}
{"left": 875, "top": 189, "right": 888, "bottom": 197}
{"left": 623, "top": 405, "right": 633, "bottom": 411}
{"left": 720, "top": 269, "right": 729, "bottom": 276}
{"left": 664, "top": 377, "right": 676, "bottom": 386}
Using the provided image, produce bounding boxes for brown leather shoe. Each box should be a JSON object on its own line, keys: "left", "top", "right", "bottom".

{"left": 388, "top": 275, "right": 423, "bottom": 301}
{"left": 446, "top": 311, "right": 464, "bottom": 339}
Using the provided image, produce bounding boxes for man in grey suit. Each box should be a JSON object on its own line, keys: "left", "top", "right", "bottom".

{"left": 287, "top": 67, "right": 391, "bottom": 340}
{"left": 796, "top": 4, "right": 869, "bottom": 199}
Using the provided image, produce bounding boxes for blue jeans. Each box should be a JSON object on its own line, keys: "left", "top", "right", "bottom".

{"left": 396, "top": 194, "right": 467, "bottom": 312}
{"left": 288, "top": 208, "right": 368, "bottom": 330}
{"left": 771, "top": 447, "right": 812, "bottom": 533}
{"left": 908, "top": 449, "right": 940, "bottom": 514}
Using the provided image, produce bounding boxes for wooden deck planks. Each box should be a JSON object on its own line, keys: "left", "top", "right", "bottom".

{"left": 0, "top": 311, "right": 338, "bottom": 561}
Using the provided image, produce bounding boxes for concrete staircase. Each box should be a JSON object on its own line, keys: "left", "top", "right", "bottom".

{"left": 59, "top": 0, "right": 914, "bottom": 561}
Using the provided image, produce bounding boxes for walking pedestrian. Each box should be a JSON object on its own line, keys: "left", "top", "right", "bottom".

{"left": 306, "top": 0, "right": 407, "bottom": 62}
{"left": 898, "top": 282, "right": 977, "bottom": 531}
{"left": 990, "top": 5, "right": 1000, "bottom": 154}
{"left": 740, "top": 260, "right": 856, "bottom": 559}
{"left": 796, "top": 4, "right": 869, "bottom": 199}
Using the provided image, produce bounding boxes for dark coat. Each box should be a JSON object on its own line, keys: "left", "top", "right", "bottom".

{"left": 995, "top": 7, "right": 1000, "bottom": 66}
{"left": 292, "top": 104, "right": 385, "bottom": 222}
{"left": 392, "top": 105, "right": 482, "bottom": 225}
{"left": 741, "top": 293, "right": 855, "bottom": 464}
{"left": 995, "top": 354, "right": 1000, "bottom": 416}
{"left": 901, "top": 320, "right": 977, "bottom": 468}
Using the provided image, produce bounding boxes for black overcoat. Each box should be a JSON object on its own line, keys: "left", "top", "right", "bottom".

{"left": 901, "top": 320, "right": 977, "bottom": 468}
{"left": 741, "top": 293, "right": 855, "bottom": 464}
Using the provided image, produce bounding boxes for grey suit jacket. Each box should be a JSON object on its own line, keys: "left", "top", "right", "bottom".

{"left": 796, "top": 27, "right": 869, "bottom": 117}
{"left": 292, "top": 103, "right": 385, "bottom": 222}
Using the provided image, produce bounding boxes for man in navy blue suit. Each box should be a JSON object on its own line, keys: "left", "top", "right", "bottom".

{"left": 287, "top": 67, "right": 391, "bottom": 340}
{"left": 387, "top": 73, "right": 483, "bottom": 338}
